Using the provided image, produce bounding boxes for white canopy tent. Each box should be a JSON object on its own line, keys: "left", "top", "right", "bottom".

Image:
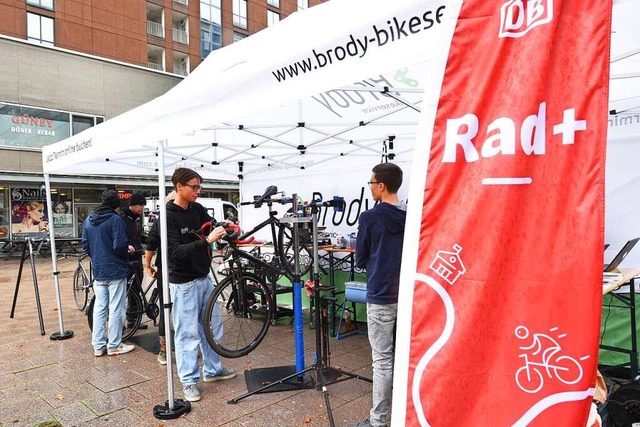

{"left": 38, "top": 0, "right": 640, "bottom": 419}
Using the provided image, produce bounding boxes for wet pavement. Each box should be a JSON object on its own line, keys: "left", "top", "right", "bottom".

{"left": 0, "top": 255, "right": 373, "bottom": 426}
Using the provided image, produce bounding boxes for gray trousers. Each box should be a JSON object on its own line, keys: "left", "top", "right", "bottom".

{"left": 367, "top": 303, "right": 397, "bottom": 427}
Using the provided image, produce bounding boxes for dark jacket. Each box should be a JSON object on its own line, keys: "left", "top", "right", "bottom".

{"left": 166, "top": 200, "right": 214, "bottom": 284}
{"left": 82, "top": 205, "right": 129, "bottom": 281}
{"left": 121, "top": 207, "right": 144, "bottom": 256}
{"left": 355, "top": 202, "right": 406, "bottom": 304}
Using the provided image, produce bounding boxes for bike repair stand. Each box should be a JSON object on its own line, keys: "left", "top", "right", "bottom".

{"left": 10, "top": 237, "right": 47, "bottom": 335}
{"left": 229, "top": 197, "right": 372, "bottom": 427}
{"left": 229, "top": 195, "right": 315, "bottom": 401}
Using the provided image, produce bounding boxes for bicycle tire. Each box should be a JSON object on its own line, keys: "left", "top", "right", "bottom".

{"left": 278, "top": 223, "right": 313, "bottom": 277}
{"left": 73, "top": 267, "right": 88, "bottom": 311}
{"left": 204, "top": 272, "right": 274, "bottom": 358}
{"left": 86, "top": 287, "right": 143, "bottom": 342}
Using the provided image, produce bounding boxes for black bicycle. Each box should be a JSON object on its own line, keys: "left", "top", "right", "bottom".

{"left": 203, "top": 186, "right": 312, "bottom": 358}
{"left": 86, "top": 259, "right": 158, "bottom": 341}
{"left": 72, "top": 253, "right": 93, "bottom": 311}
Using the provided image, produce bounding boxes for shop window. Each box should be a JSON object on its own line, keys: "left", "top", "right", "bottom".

{"left": 27, "top": 12, "right": 54, "bottom": 46}
{"left": 72, "top": 115, "right": 94, "bottom": 136}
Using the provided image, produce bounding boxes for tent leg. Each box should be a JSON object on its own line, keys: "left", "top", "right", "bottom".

{"left": 44, "top": 174, "right": 73, "bottom": 341}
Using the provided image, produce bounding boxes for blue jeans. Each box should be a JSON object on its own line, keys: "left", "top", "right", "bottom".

{"left": 92, "top": 277, "right": 127, "bottom": 351}
{"left": 170, "top": 275, "right": 223, "bottom": 386}
{"left": 367, "top": 303, "right": 397, "bottom": 427}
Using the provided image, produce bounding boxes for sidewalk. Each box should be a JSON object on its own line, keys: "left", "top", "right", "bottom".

{"left": 0, "top": 255, "right": 373, "bottom": 426}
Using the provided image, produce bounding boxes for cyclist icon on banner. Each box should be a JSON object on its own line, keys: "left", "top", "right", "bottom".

{"left": 514, "top": 325, "right": 588, "bottom": 394}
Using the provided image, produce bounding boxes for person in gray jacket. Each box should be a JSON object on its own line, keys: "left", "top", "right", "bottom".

{"left": 82, "top": 189, "right": 135, "bottom": 356}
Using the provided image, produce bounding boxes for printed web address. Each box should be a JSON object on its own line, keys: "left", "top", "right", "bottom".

{"left": 272, "top": 5, "right": 446, "bottom": 82}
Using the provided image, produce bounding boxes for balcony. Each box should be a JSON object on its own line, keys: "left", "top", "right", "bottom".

{"left": 172, "top": 28, "right": 188, "bottom": 44}
{"left": 173, "top": 65, "right": 188, "bottom": 76}
{"left": 148, "top": 62, "right": 164, "bottom": 71}
{"left": 147, "top": 20, "right": 164, "bottom": 38}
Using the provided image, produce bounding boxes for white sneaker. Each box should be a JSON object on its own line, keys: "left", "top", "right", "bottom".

{"left": 107, "top": 343, "right": 135, "bottom": 356}
{"left": 183, "top": 384, "right": 201, "bottom": 402}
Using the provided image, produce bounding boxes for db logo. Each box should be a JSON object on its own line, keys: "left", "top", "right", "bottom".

{"left": 499, "top": 0, "right": 553, "bottom": 38}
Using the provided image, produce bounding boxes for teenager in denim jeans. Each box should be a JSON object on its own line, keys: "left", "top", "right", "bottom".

{"left": 83, "top": 189, "right": 136, "bottom": 357}
{"left": 166, "top": 168, "right": 236, "bottom": 402}
{"left": 352, "top": 163, "right": 406, "bottom": 427}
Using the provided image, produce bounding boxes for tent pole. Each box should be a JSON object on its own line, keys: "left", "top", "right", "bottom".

{"left": 45, "top": 173, "right": 74, "bottom": 340}
{"left": 153, "top": 140, "right": 191, "bottom": 419}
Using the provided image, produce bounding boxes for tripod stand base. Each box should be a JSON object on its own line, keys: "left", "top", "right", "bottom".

{"left": 244, "top": 365, "right": 313, "bottom": 393}
{"left": 153, "top": 399, "right": 191, "bottom": 419}
{"left": 50, "top": 330, "right": 74, "bottom": 340}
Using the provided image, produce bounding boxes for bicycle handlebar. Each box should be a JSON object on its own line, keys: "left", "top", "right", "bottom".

{"left": 197, "top": 221, "right": 254, "bottom": 245}
{"left": 240, "top": 186, "right": 293, "bottom": 208}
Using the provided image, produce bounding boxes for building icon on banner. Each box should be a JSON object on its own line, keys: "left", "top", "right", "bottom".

{"left": 430, "top": 244, "right": 466, "bottom": 285}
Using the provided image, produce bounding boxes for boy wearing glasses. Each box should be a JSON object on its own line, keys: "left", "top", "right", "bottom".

{"left": 351, "top": 163, "right": 406, "bottom": 427}
{"left": 166, "top": 168, "right": 236, "bottom": 402}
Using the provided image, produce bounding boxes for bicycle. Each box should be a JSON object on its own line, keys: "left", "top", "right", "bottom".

{"left": 86, "top": 259, "right": 159, "bottom": 341}
{"left": 203, "top": 186, "right": 312, "bottom": 358}
{"left": 72, "top": 253, "right": 93, "bottom": 311}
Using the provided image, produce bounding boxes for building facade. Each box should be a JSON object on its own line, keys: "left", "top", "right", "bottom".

{"left": 0, "top": 0, "right": 325, "bottom": 241}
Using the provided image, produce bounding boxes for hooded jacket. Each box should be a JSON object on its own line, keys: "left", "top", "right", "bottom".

{"left": 165, "top": 200, "right": 213, "bottom": 284}
{"left": 82, "top": 205, "right": 129, "bottom": 281}
{"left": 121, "top": 207, "right": 144, "bottom": 256}
{"left": 355, "top": 202, "right": 406, "bottom": 304}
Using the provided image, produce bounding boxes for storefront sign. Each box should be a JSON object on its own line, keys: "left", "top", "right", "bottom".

{"left": 0, "top": 103, "right": 70, "bottom": 148}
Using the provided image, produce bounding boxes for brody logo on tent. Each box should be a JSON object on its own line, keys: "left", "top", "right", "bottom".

{"left": 499, "top": 0, "right": 553, "bottom": 38}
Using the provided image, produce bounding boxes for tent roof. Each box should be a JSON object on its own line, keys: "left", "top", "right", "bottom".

{"left": 41, "top": 0, "right": 438, "bottom": 180}
{"left": 42, "top": 0, "right": 640, "bottom": 180}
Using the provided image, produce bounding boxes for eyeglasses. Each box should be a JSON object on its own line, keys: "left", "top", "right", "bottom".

{"left": 183, "top": 183, "right": 202, "bottom": 192}
{"left": 368, "top": 181, "right": 382, "bottom": 186}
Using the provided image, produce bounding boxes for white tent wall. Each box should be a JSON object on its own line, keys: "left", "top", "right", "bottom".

{"left": 240, "top": 157, "right": 412, "bottom": 239}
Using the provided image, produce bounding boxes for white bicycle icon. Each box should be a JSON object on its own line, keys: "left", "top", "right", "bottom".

{"left": 514, "top": 326, "right": 584, "bottom": 394}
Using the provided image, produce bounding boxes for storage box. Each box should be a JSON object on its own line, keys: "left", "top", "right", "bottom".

{"left": 345, "top": 281, "right": 367, "bottom": 303}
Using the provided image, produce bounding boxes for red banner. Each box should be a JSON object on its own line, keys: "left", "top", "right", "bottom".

{"left": 406, "top": 1, "right": 612, "bottom": 425}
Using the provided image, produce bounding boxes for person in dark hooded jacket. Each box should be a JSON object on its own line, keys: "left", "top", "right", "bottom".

{"left": 122, "top": 192, "right": 147, "bottom": 329}
{"left": 82, "top": 189, "right": 135, "bottom": 357}
{"left": 352, "top": 163, "right": 406, "bottom": 427}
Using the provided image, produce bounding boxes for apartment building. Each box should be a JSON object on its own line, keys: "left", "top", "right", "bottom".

{"left": 0, "top": 0, "right": 324, "bottom": 241}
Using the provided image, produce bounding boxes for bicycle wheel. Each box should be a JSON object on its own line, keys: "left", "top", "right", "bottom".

{"left": 278, "top": 223, "right": 313, "bottom": 277}
{"left": 86, "top": 288, "right": 143, "bottom": 342}
{"left": 204, "top": 272, "right": 274, "bottom": 358}
{"left": 73, "top": 267, "right": 88, "bottom": 311}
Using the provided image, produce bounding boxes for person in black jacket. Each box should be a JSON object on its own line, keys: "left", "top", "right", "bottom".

{"left": 122, "top": 192, "right": 147, "bottom": 329}
{"left": 351, "top": 163, "right": 406, "bottom": 427}
{"left": 166, "top": 168, "right": 236, "bottom": 403}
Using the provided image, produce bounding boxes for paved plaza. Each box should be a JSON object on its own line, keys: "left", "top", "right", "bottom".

{"left": 0, "top": 255, "right": 373, "bottom": 426}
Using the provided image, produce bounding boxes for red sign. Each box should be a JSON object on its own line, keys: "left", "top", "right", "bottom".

{"left": 404, "top": 0, "right": 612, "bottom": 425}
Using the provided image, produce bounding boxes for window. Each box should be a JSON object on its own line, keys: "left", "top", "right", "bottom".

{"left": 27, "top": 13, "right": 54, "bottom": 46}
{"left": 200, "top": 0, "right": 221, "bottom": 24}
{"left": 297, "top": 0, "right": 308, "bottom": 10}
{"left": 201, "top": 0, "right": 222, "bottom": 58}
{"left": 233, "top": 31, "right": 247, "bottom": 43}
{"left": 267, "top": 10, "right": 279, "bottom": 27}
{"left": 201, "top": 22, "right": 222, "bottom": 58}
{"left": 26, "top": 0, "right": 54, "bottom": 10}
{"left": 72, "top": 115, "right": 94, "bottom": 136}
{"left": 267, "top": 0, "right": 279, "bottom": 8}
{"left": 233, "top": 0, "right": 247, "bottom": 29}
